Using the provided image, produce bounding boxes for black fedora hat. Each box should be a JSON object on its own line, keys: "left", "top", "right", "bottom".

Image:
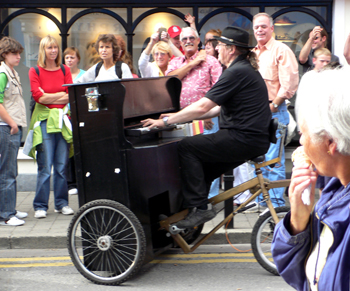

{"left": 214, "top": 26, "right": 254, "bottom": 49}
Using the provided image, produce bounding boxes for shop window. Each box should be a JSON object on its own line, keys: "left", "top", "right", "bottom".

{"left": 265, "top": 7, "right": 288, "bottom": 15}
{"left": 199, "top": 12, "right": 253, "bottom": 45}
{"left": 133, "top": 8, "right": 156, "bottom": 22}
{"left": 304, "top": 6, "right": 327, "bottom": 20}
{"left": 273, "top": 11, "right": 322, "bottom": 56}
{"left": 198, "top": 7, "right": 221, "bottom": 22}
{"left": 67, "top": 13, "right": 126, "bottom": 71}
{"left": 169, "top": 7, "right": 193, "bottom": 17}
{"left": 237, "top": 7, "right": 260, "bottom": 15}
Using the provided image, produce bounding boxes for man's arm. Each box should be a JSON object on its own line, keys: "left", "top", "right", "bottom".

{"left": 167, "top": 50, "right": 207, "bottom": 80}
{"left": 344, "top": 33, "right": 350, "bottom": 65}
{"left": 299, "top": 26, "right": 322, "bottom": 64}
{"left": 142, "top": 97, "right": 217, "bottom": 128}
{"left": 275, "top": 46, "right": 299, "bottom": 108}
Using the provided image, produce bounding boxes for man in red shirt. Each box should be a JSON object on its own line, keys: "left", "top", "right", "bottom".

{"left": 168, "top": 25, "right": 184, "bottom": 55}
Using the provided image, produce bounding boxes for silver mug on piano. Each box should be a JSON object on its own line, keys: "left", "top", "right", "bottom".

{"left": 84, "top": 87, "right": 101, "bottom": 112}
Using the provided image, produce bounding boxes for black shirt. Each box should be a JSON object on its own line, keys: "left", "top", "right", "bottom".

{"left": 206, "top": 54, "right": 271, "bottom": 146}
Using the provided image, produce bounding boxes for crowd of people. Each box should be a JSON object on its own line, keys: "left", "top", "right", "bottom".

{"left": 0, "top": 18, "right": 350, "bottom": 290}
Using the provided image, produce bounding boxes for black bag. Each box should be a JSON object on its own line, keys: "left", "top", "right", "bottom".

{"left": 95, "top": 61, "right": 123, "bottom": 79}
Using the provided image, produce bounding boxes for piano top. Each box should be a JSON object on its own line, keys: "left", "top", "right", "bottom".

{"left": 65, "top": 76, "right": 182, "bottom": 124}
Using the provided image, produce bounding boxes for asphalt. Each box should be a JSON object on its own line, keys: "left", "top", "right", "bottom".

{"left": 0, "top": 191, "right": 279, "bottom": 249}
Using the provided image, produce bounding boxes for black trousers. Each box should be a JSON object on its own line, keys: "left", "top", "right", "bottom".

{"left": 177, "top": 129, "right": 268, "bottom": 208}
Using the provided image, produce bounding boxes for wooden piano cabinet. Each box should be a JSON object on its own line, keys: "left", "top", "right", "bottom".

{"left": 66, "top": 77, "right": 191, "bottom": 285}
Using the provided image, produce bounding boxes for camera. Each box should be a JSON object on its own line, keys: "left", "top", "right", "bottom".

{"left": 158, "top": 27, "right": 167, "bottom": 42}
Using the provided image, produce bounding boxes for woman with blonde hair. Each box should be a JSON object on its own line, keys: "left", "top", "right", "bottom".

{"left": 26, "top": 35, "right": 74, "bottom": 219}
{"left": 75, "top": 34, "right": 132, "bottom": 83}
{"left": 138, "top": 34, "right": 173, "bottom": 77}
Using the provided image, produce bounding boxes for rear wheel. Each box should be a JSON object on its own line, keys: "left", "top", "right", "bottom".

{"left": 251, "top": 206, "right": 290, "bottom": 275}
{"left": 67, "top": 199, "right": 146, "bottom": 285}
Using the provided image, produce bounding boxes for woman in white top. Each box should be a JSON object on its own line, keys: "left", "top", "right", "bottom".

{"left": 76, "top": 34, "right": 132, "bottom": 83}
{"left": 138, "top": 33, "right": 173, "bottom": 78}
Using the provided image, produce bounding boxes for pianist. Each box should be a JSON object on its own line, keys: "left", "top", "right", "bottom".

{"left": 142, "top": 26, "right": 271, "bottom": 229}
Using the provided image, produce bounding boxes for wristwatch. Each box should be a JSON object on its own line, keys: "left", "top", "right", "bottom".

{"left": 162, "top": 116, "right": 169, "bottom": 126}
{"left": 271, "top": 102, "right": 278, "bottom": 108}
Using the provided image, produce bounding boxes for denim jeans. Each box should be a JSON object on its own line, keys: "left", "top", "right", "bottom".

{"left": 0, "top": 126, "right": 22, "bottom": 221}
{"left": 256, "top": 102, "right": 289, "bottom": 207}
{"left": 33, "top": 120, "right": 69, "bottom": 211}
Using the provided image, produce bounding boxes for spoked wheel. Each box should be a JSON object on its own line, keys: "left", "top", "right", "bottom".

{"left": 251, "top": 206, "right": 290, "bottom": 275}
{"left": 67, "top": 199, "right": 146, "bottom": 285}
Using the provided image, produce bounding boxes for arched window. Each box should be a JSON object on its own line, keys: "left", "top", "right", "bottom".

{"left": 67, "top": 13, "right": 126, "bottom": 71}
{"left": 199, "top": 12, "right": 253, "bottom": 45}
{"left": 5, "top": 12, "right": 61, "bottom": 139}
{"left": 133, "top": 12, "right": 187, "bottom": 71}
{"left": 273, "top": 11, "right": 323, "bottom": 56}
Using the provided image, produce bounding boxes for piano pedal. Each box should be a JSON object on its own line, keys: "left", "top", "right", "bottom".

{"left": 169, "top": 224, "right": 186, "bottom": 235}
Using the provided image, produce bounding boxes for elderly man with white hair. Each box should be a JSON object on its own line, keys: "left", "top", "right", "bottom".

{"left": 272, "top": 67, "right": 350, "bottom": 291}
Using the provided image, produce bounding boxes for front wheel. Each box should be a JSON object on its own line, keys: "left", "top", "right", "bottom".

{"left": 67, "top": 199, "right": 146, "bottom": 285}
{"left": 251, "top": 206, "right": 290, "bottom": 275}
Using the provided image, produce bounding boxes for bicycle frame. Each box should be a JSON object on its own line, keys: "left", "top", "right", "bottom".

{"left": 159, "top": 123, "right": 291, "bottom": 254}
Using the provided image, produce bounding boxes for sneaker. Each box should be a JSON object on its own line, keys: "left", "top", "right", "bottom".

{"left": 55, "top": 206, "right": 74, "bottom": 215}
{"left": 34, "top": 210, "right": 47, "bottom": 219}
{"left": 15, "top": 211, "right": 28, "bottom": 219}
{"left": 242, "top": 202, "right": 267, "bottom": 214}
{"left": 68, "top": 188, "right": 78, "bottom": 195}
{"left": 175, "top": 204, "right": 216, "bottom": 229}
{"left": 0, "top": 216, "right": 25, "bottom": 226}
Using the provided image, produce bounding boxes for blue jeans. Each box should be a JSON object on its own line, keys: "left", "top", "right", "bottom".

{"left": 0, "top": 126, "right": 22, "bottom": 221}
{"left": 33, "top": 120, "right": 69, "bottom": 211}
{"left": 256, "top": 103, "right": 289, "bottom": 207}
{"left": 204, "top": 117, "right": 221, "bottom": 199}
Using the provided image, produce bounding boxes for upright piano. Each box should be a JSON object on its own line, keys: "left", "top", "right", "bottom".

{"left": 68, "top": 76, "right": 184, "bottom": 261}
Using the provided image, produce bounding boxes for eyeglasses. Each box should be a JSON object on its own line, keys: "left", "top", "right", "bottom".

{"left": 154, "top": 52, "right": 166, "bottom": 57}
{"left": 181, "top": 36, "right": 196, "bottom": 43}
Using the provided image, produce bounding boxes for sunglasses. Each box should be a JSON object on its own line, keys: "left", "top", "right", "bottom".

{"left": 181, "top": 36, "right": 196, "bottom": 43}
{"left": 154, "top": 52, "right": 166, "bottom": 57}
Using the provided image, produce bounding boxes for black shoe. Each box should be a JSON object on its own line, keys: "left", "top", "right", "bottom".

{"left": 175, "top": 204, "right": 216, "bottom": 229}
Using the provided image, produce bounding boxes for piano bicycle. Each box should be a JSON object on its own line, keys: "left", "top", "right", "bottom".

{"left": 65, "top": 76, "right": 291, "bottom": 285}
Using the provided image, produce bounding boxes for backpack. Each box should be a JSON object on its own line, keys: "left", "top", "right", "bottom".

{"left": 29, "top": 64, "right": 66, "bottom": 117}
{"left": 95, "top": 61, "right": 123, "bottom": 79}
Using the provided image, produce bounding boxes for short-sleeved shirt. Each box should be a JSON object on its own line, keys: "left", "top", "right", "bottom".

{"left": 299, "top": 49, "right": 340, "bottom": 74}
{"left": 166, "top": 51, "right": 222, "bottom": 108}
{"left": 205, "top": 54, "right": 271, "bottom": 147}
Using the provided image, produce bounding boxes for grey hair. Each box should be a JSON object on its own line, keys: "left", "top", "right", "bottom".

{"left": 180, "top": 27, "right": 199, "bottom": 40}
{"left": 253, "top": 13, "right": 274, "bottom": 27}
{"left": 298, "top": 67, "right": 350, "bottom": 155}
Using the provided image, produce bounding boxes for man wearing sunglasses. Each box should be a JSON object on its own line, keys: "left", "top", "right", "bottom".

{"left": 299, "top": 25, "right": 339, "bottom": 75}
{"left": 166, "top": 27, "right": 222, "bottom": 110}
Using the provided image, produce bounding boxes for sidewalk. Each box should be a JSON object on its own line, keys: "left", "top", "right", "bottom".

{"left": 0, "top": 191, "right": 279, "bottom": 249}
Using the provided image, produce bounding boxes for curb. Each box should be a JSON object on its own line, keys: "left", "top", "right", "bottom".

{"left": 0, "top": 229, "right": 253, "bottom": 249}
